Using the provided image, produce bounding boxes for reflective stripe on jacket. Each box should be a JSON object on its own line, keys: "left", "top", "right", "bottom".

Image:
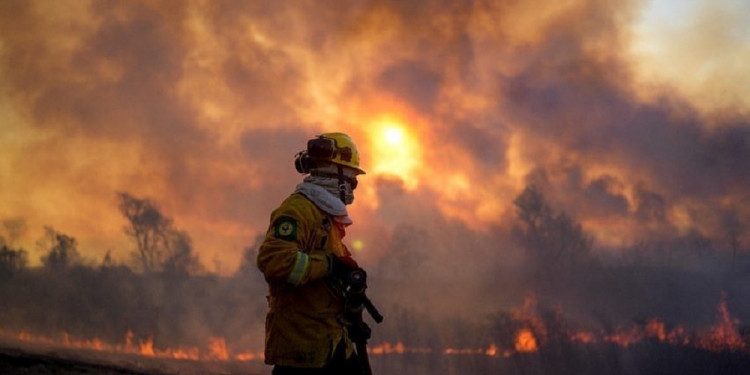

{"left": 256, "top": 193, "right": 353, "bottom": 367}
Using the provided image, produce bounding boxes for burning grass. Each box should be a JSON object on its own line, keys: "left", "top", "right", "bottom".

{"left": 1, "top": 329, "right": 262, "bottom": 363}
{"left": 1, "top": 251, "right": 750, "bottom": 374}
{"left": 3, "top": 291, "right": 746, "bottom": 368}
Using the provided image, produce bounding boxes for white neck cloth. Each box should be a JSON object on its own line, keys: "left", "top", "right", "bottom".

{"left": 295, "top": 181, "right": 353, "bottom": 225}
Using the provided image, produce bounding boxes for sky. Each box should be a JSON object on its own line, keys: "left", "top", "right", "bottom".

{"left": 0, "top": 0, "right": 748, "bottom": 273}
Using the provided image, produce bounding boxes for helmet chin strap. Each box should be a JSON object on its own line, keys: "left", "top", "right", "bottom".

{"left": 337, "top": 165, "right": 347, "bottom": 204}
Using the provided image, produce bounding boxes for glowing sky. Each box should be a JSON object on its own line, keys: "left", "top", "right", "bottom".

{"left": 0, "top": 0, "right": 748, "bottom": 272}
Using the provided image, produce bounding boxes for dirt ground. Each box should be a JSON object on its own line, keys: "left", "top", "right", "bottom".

{"left": 0, "top": 347, "right": 161, "bottom": 375}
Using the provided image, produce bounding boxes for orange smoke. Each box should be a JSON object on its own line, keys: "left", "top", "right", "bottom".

{"left": 1, "top": 0, "right": 747, "bottom": 272}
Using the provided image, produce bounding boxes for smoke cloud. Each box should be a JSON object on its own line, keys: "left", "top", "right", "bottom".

{"left": 0, "top": 0, "right": 748, "bottom": 279}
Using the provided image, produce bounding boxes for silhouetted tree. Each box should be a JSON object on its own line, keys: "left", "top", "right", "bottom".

{"left": 0, "top": 220, "right": 28, "bottom": 277}
{"left": 118, "top": 192, "right": 173, "bottom": 272}
{"left": 117, "top": 192, "right": 202, "bottom": 274}
{"left": 102, "top": 250, "right": 114, "bottom": 267}
{"left": 39, "top": 226, "right": 82, "bottom": 270}
{"left": 513, "top": 185, "right": 592, "bottom": 282}
{"left": 0, "top": 243, "right": 28, "bottom": 277}
{"left": 162, "top": 229, "right": 202, "bottom": 276}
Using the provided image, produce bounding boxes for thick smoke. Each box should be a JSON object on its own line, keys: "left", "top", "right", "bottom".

{"left": 2, "top": 0, "right": 747, "bottom": 261}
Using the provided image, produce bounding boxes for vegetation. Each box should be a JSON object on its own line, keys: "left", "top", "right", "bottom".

{"left": 0, "top": 187, "right": 748, "bottom": 374}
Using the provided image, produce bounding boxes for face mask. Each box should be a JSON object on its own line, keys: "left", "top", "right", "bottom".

{"left": 308, "top": 164, "right": 359, "bottom": 204}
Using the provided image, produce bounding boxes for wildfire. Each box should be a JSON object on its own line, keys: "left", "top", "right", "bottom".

{"left": 207, "top": 337, "right": 229, "bottom": 360}
{"left": 603, "top": 295, "right": 745, "bottom": 352}
{"left": 371, "top": 292, "right": 747, "bottom": 359}
{"left": 696, "top": 293, "right": 746, "bottom": 352}
{"left": 507, "top": 294, "right": 544, "bottom": 353}
{"left": 484, "top": 343, "right": 499, "bottom": 356}
{"left": 2, "top": 293, "right": 746, "bottom": 365}
{"left": 570, "top": 331, "right": 595, "bottom": 344}
{"left": 369, "top": 341, "right": 431, "bottom": 355}
{"left": 138, "top": 336, "right": 156, "bottom": 357}
{"left": 514, "top": 328, "right": 538, "bottom": 352}
{"left": 3, "top": 329, "right": 262, "bottom": 362}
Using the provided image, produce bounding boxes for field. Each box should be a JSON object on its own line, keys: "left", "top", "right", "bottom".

{"left": 3, "top": 339, "right": 750, "bottom": 375}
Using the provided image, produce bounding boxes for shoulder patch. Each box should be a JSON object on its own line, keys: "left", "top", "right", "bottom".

{"left": 273, "top": 216, "right": 298, "bottom": 241}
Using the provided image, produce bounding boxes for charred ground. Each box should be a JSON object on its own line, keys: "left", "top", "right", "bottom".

{"left": 0, "top": 346, "right": 163, "bottom": 375}
{"left": 0, "top": 342, "right": 264, "bottom": 375}
{"left": 3, "top": 336, "right": 750, "bottom": 375}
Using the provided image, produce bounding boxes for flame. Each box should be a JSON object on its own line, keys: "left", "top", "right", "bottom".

{"left": 235, "top": 352, "right": 258, "bottom": 361}
{"left": 1, "top": 292, "right": 745, "bottom": 365}
{"left": 499, "top": 292, "right": 746, "bottom": 355}
{"left": 645, "top": 319, "right": 667, "bottom": 340}
{"left": 170, "top": 347, "right": 201, "bottom": 360}
{"left": 369, "top": 341, "right": 432, "bottom": 355}
{"left": 604, "top": 325, "right": 642, "bottom": 347}
{"left": 514, "top": 328, "right": 538, "bottom": 353}
{"left": 4, "top": 329, "right": 261, "bottom": 362}
{"left": 207, "top": 337, "right": 229, "bottom": 360}
{"left": 570, "top": 331, "right": 595, "bottom": 344}
{"left": 370, "top": 341, "right": 405, "bottom": 355}
{"left": 603, "top": 305, "right": 741, "bottom": 351}
{"left": 139, "top": 336, "right": 155, "bottom": 356}
{"left": 512, "top": 295, "right": 548, "bottom": 339}
{"left": 697, "top": 293, "right": 746, "bottom": 352}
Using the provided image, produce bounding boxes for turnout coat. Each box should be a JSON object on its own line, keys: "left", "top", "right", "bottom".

{"left": 256, "top": 192, "right": 355, "bottom": 367}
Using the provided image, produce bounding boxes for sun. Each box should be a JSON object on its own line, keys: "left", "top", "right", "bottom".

{"left": 384, "top": 126, "right": 404, "bottom": 145}
{"left": 367, "top": 118, "right": 422, "bottom": 189}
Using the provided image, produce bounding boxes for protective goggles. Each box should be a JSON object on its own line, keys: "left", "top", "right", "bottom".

{"left": 307, "top": 137, "right": 353, "bottom": 162}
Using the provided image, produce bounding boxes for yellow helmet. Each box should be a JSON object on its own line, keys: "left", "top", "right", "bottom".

{"left": 294, "top": 132, "right": 366, "bottom": 175}
{"left": 319, "top": 132, "right": 365, "bottom": 174}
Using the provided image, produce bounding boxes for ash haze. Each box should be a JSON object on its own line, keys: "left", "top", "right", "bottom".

{"left": 0, "top": 0, "right": 748, "bottom": 274}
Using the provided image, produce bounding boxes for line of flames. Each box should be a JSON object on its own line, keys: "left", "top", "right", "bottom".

{"left": 2, "top": 293, "right": 746, "bottom": 361}
{"left": 3, "top": 329, "right": 263, "bottom": 362}
{"left": 369, "top": 292, "right": 747, "bottom": 356}
{"left": 601, "top": 292, "right": 746, "bottom": 352}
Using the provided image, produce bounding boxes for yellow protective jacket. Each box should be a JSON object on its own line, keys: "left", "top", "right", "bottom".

{"left": 256, "top": 192, "right": 355, "bottom": 367}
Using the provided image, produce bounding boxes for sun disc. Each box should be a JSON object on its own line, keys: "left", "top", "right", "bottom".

{"left": 384, "top": 126, "right": 404, "bottom": 145}
{"left": 366, "top": 117, "right": 422, "bottom": 190}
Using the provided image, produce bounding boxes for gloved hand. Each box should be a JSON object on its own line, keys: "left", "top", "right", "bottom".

{"left": 327, "top": 253, "right": 354, "bottom": 280}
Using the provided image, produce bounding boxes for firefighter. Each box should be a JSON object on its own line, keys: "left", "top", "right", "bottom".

{"left": 257, "top": 132, "right": 368, "bottom": 375}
